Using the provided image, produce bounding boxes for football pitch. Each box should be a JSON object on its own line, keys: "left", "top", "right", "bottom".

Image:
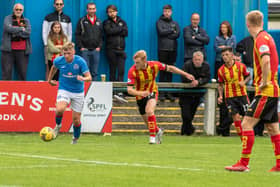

{"left": 0, "top": 133, "right": 279, "bottom": 187}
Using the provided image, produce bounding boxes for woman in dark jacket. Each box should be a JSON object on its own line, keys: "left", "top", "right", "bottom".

{"left": 214, "top": 21, "right": 236, "bottom": 79}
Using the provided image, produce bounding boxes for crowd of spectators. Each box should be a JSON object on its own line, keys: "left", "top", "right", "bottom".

{"left": 0, "top": 2, "right": 269, "bottom": 136}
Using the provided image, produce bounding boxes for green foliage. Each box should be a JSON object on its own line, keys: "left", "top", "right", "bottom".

{"left": 0, "top": 134, "right": 279, "bottom": 187}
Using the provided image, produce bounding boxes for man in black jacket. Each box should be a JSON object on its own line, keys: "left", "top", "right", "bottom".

{"left": 236, "top": 36, "right": 254, "bottom": 85}
{"left": 103, "top": 5, "right": 128, "bottom": 101}
{"left": 75, "top": 2, "right": 103, "bottom": 81}
{"left": 179, "top": 51, "right": 210, "bottom": 135}
{"left": 183, "top": 13, "right": 209, "bottom": 62}
{"left": 156, "top": 4, "right": 180, "bottom": 102}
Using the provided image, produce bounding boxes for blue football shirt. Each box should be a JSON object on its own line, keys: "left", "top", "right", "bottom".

{"left": 54, "top": 55, "right": 89, "bottom": 93}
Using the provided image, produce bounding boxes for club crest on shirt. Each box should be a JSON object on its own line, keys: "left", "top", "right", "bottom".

{"left": 73, "top": 64, "right": 79, "bottom": 70}
{"left": 259, "top": 45, "right": 269, "bottom": 53}
{"left": 127, "top": 78, "right": 131, "bottom": 83}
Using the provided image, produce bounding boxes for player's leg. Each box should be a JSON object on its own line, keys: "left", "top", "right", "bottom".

{"left": 266, "top": 123, "right": 280, "bottom": 172}
{"left": 240, "top": 116, "right": 259, "bottom": 164}
{"left": 70, "top": 94, "right": 84, "bottom": 144}
{"left": 71, "top": 111, "right": 82, "bottom": 144}
{"left": 232, "top": 113, "right": 243, "bottom": 139}
{"left": 145, "top": 98, "right": 162, "bottom": 144}
{"left": 235, "top": 95, "right": 250, "bottom": 138}
{"left": 225, "top": 116, "right": 259, "bottom": 172}
{"left": 225, "top": 96, "right": 273, "bottom": 172}
{"left": 53, "top": 91, "right": 70, "bottom": 138}
{"left": 53, "top": 102, "right": 68, "bottom": 138}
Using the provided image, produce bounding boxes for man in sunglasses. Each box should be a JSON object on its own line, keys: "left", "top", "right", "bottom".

{"left": 42, "top": 0, "right": 72, "bottom": 79}
{"left": 1, "top": 3, "right": 32, "bottom": 80}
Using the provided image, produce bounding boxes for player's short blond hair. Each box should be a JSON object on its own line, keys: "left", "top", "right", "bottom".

{"left": 62, "top": 42, "right": 75, "bottom": 51}
{"left": 133, "top": 50, "right": 147, "bottom": 60}
{"left": 246, "top": 10, "right": 263, "bottom": 27}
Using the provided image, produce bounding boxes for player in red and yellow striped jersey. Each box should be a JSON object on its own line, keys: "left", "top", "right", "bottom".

{"left": 225, "top": 10, "right": 280, "bottom": 172}
{"left": 218, "top": 47, "right": 251, "bottom": 139}
{"left": 127, "top": 50, "right": 194, "bottom": 144}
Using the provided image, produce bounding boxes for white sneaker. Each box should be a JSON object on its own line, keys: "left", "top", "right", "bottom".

{"left": 149, "top": 136, "right": 156, "bottom": 144}
{"left": 53, "top": 124, "right": 62, "bottom": 139}
{"left": 113, "top": 94, "right": 128, "bottom": 104}
{"left": 156, "top": 128, "right": 164, "bottom": 144}
{"left": 71, "top": 137, "right": 78, "bottom": 144}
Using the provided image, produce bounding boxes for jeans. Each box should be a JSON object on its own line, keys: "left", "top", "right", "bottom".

{"left": 81, "top": 49, "right": 100, "bottom": 81}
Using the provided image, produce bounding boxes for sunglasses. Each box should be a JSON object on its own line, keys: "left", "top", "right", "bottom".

{"left": 15, "top": 9, "right": 23, "bottom": 11}
{"left": 55, "top": 3, "right": 63, "bottom": 6}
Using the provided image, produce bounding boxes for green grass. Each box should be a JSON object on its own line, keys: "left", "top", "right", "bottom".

{"left": 0, "top": 133, "right": 279, "bottom": 187}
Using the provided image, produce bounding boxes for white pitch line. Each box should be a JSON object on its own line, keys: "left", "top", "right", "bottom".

{"left": 0, "top": 152, "right": 202, "bottom": 172}
{"left": 0, "top": 165, "right": 68, "bottom": 169}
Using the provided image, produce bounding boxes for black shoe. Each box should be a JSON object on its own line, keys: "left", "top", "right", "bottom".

{"left": 185, "top": 126, "right": 195, "bottom": 136}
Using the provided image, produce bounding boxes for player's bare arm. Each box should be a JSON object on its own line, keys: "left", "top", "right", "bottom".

{"left": 77, "top": 72, "right": 92, "bottom": 82}
{"left": 259, "top": 55, "right": 271, "bottom": 90}
{"left": 47, "top": 65, "right": 58, "bottom": 86}
{"left": 217, "top": 82, "right": 224, "bottom": 104}
{"left": 166, "top": 65, "right": 195, "bottom": 81}
{"left": 127, "top": 86, "right": 149, "bottom": 97}
{"left": 239, "top": 75, "right": 251, "bottom": 87}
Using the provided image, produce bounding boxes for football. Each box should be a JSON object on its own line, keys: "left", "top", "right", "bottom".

{"left": 39, "top": 127, "right": 54, "bottom": 142}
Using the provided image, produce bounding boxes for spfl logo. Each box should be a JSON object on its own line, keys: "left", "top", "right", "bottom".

{"left": 87, "top": 97, "right": 107, "bottom": 112}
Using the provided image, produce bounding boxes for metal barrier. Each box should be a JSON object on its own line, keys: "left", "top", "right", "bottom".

{"left": 113, "top": 82, "right": 255, "bottom": 135}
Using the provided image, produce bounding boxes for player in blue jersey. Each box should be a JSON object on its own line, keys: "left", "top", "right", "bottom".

{"left": 48, "top": 42, "right": 92, "bottom": 144}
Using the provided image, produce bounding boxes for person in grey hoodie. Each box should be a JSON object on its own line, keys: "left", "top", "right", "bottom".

{"left": 1, "top": 3, "right": 31, "bottom": 80}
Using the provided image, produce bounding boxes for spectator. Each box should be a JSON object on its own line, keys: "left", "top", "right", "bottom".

{"left": 42, "top": 0, "right": 72, "bottom": 79}
{"left": 47, "top": 21, "right": 68, "bottom": 80}
{"left": 214, "top": 21, "right": 236, "bottom": 136}
{"left": 1, "top": 3, "right": 31, "bottom": 80}
{"left": 179, "top": 51, "right": 210, "bottom": 135}
{"left": 156, "top": 4, "right": 180, "bottom": 102}
{"left": 75, "top": 2, "right": 103, "bottom": 81}
{"left": 183, "top": 13, "right": 209, "bottom": 62}
{"left": 236, "top": 36, "right": 254, "bottom": 85}
{"left": 103, "top": 4, "right": 128, "bottom": 101}
{"left": 214, "top": 21, "right": 236, "bottom": 78}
